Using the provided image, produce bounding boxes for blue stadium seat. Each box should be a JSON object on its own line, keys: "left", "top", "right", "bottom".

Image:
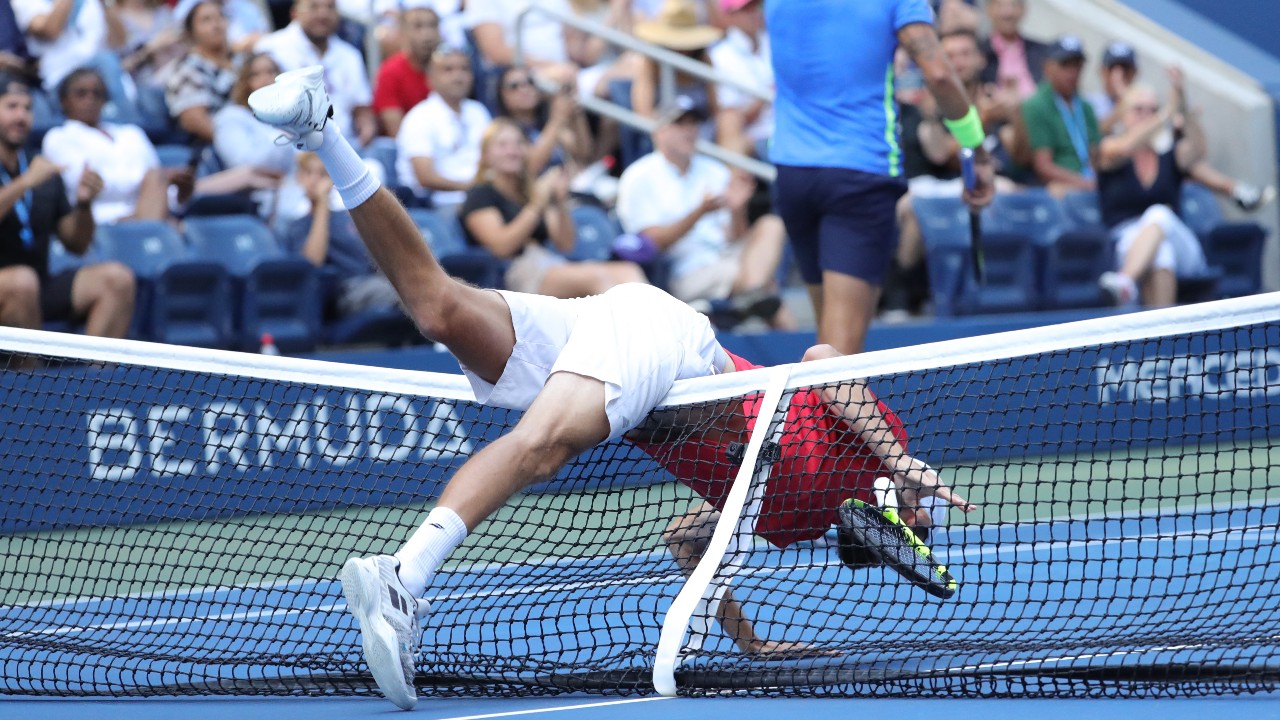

{"left": 1040, "top": 230, "right": 1112, "bottom": 310}
{"left": 913, "top": 195, "right": 972, "bottom": 316}
{"left": 408, "top": 208, "right": 505, "bottom": 288}
{"left": 184, "top": 215, "right": 322, "bottom": 352}
{"left": 360, "top": 137, "right": 398, "bottom": 185}
{"left": 28, "top": 89, "right": 62, "bottom": 151}
{"left": 1180, "top": 183, "right": 1264, "bottom": 298}
{"left": 155, "top": 144, "right": 194, "bottom": 169}
{"left": 959, "top": 230, "right": 1039, "bottom": 315}
{"left": 1060, "top": 191, "right": 1107, "bottom": 233}
{"left": 985, "top": 189, "right": 1067, "bottom": 246}
{"left": 567, "top": 204, "right": 619, "bottom": 261}
{"left": 99, "top": 220, "right": 233, "bottom": 347}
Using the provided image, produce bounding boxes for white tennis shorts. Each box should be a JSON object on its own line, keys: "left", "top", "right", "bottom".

{"left": 1113, "top": 204, "right": 1208, "bottom": 277}
{"left": 460, "top": 283, "right": 724, "bottom": 439}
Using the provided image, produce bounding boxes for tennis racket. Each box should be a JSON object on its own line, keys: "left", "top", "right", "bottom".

{"left": 960, "top": 148, "right": 984, "bottom": 285}
{"left": 837, "top": 498, "right": 958, "bottom": 600}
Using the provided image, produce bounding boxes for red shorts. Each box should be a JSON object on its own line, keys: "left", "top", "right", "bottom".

{"left": 631, "top": 352, "right": 908, "bottom": 548}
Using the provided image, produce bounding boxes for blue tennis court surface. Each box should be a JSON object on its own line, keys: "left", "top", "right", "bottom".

{"left": 5, "top": 502, "right": 1278, "bottom": 715}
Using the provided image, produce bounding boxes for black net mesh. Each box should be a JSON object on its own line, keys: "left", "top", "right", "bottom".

{"left": 1, "top": 317, "right": 1278, "bottom": 699}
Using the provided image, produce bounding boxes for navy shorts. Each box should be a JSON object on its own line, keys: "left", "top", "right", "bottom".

{"left": 40, "top": 270, "right": 79, "bottom": 323}
{"left": 772, "top": 165, "right": 907, "bottom": 285}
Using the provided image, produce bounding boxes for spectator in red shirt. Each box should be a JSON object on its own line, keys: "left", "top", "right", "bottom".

{"left": 371, "top": 1, "right": 440, "bottom": 138}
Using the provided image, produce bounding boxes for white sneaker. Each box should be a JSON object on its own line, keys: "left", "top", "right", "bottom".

{"left": 247, "top": 65, "right": 333, "bottom": 150}
{"left": 1099, "top": 271, "right": 1138, "bottom": 307}
{"left": 1232, "top": 182, "right": 1276, "bottom": 212}
{"left": 340, "top": 554, "right": 429, "bottom": 710}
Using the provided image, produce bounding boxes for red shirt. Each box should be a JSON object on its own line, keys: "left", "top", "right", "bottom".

{"left": 631, "top": 351, "right": 908, "bottom": 549}
{"left": 372, "top": 52, "right": 431, "bottom": 118}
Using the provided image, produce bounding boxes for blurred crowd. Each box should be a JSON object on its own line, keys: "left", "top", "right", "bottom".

{"left": 0, "top": 0, "right": 1271, "bottom": 348}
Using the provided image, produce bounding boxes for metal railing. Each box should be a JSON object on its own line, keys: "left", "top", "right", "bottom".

{"left": 512, "top": 1, "right": 776, "bottom": 182}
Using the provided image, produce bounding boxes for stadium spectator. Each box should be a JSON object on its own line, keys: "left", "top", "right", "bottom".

{"left": 978, "top": 0, "right": 1049, "bottom": 99}
{"left": 371, "top": 1, "right": 440, "bottom": 138}
{"left": 1087, "top": 43, "right": 1275, "bottom": 213}
{"left": 175, "top": 0, "right": 272, "bottom": 54}
{"left": 42, "top": 67, "right": 192, "bottom": 224}
{"left": 0, "top": 2, "right": 33, "bottom": 76}
{"left": 213, "top": 52, "right": 296, "bottom": 221}
{"left": 630, "top": 0, "right": 722, "bottom": 129}
{"left": 113, "top": 0, "right": 184, "bottom": 87}
{"left": 467, "top": 0, "right": 579, "bottom": 89}
{"left": 0, "top": 72, "right": 135, "bottom": 340}
{"left": 12, "top": 0, "right": 139, "bottom": 123}
{"left": 164, "top": 0, "right": 238, "bottom": 144}
{"left": 256, "top": 0, "right": 376, "bottom": 147}
{"left": 707, "top": 0, "right": 771, "bottom": 159}
{"left": 630, "top": 0, "right": 725, "bottom": 29}
{"left": 1014, "top": 35, "right": 1099, "bottom": 196}
{"left": 460, "top": 118, "right": 647, "bottom": 297}
{"left": 369, "top": 0, "right": 465, "bottom": 65}
{"left": 494, "top": 66, "right": 594, "bottom": 177}
{"left": 933, "top": 0, "right": 979, "bottom": 35}
{"left": 286, "top": 151, "right": 400, "bottom": 316}
{"left": 1087, "top": 41, "right": 1138, "bottom": 137}
{"left": 395, "top": 45, "right": 491, "bottom": 210}
{"left": 1096, "top": 78, "right": 1208, "bottom": 308}
{"left": 617, "top": 95, "right": 791, "bottom": 329}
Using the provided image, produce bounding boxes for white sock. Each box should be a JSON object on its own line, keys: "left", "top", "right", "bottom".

{"left": 315, "top": 123, "right": 379, "bottom": 209}
{"left": 394, "top": 506, "right": 469, "bottom": 597}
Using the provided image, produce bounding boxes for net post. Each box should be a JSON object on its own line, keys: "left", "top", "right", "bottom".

{"left": 652, "top": 366, "right": 792, "bottom": 697}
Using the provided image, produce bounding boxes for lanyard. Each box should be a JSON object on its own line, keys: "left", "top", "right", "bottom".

{"left": 1053, "top": 94, "right": 1094, "bottom": 180}
{"left": 0, "top": 151, "right": 34, "bottom": 249}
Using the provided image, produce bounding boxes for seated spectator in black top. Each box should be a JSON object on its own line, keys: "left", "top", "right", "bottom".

{"left": 979, "top": 0, "right": 1049, "bottom": 101}
{"left": 494, "top": 66, "right": 594, "bottom": 178}
{"left": 285, "top": 152, "right": 399, "bottom": 317}
{"left": 1095, "top": 81, "right": 1207, "bottom": 308}
{"left": 460, "top": 118, "right": 646, "bottom": 297}
{"left": 165, "top": 0, "right": 238, "bottom": 143}
{"left": 1090, "top": 46, "right": 1275, "bottom": 213}
{"left": 0, "top": 72, "right": 134, "bottom": 341}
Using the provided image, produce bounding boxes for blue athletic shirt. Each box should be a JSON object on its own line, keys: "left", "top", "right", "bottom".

{"left": 767, "top": 0, "right": 935, "bottom": 177}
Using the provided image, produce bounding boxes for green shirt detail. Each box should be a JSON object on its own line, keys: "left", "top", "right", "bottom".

{"left": 1020, "top": 81, "right": 1101, "bottom": 175}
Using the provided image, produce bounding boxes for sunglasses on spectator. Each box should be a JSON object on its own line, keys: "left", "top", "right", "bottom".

{"left": 1129, "top": 103, "right": 1160, "bottom": 113}
{"left": 504, "top": 77, "right": 535, "bottom": 90}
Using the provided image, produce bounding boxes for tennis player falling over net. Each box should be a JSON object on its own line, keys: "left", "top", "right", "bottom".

{"left": 248, "top": 67, "right": 975, "bottom": 710}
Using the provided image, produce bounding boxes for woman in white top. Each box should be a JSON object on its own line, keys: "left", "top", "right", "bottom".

{"left": 42, "top": 67, "right": 190, "bottom": 224}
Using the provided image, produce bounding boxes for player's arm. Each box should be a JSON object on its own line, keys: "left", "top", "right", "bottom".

{"left": 898, "top": 22, "right": 994, "bottom": 208}
{"left": 802, "top": 345, "right": 975, "bottom": 512}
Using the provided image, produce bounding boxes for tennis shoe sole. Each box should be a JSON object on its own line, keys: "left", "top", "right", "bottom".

{"left": 340, "top": 556, "right": 419, "bottom": 710}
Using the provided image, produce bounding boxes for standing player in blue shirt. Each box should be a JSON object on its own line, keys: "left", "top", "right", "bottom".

{"left": 767, "top": 0, "right": 995, "bottom": 354}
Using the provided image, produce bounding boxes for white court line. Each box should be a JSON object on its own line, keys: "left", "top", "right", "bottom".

{"left": 5, "top": 522, "right": 1273, "bottom": 640}
{"left": 434, "top": 696, "right": 672, "bottom": 720}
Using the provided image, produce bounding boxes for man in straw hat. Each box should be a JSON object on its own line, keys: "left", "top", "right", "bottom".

{"left": 768, "top": 0, "right": 995, "bottom": 355}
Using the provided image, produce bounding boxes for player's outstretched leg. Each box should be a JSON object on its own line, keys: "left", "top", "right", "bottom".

{"left": 248, "top": 65, "right": 515, "bottom": 383}
{"left": 339, "top": 555, "right": 429, "bottom": 710}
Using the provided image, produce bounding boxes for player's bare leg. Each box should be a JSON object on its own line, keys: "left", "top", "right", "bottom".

{"left": 664, "top": 501, "right": 832, "bottom": 657}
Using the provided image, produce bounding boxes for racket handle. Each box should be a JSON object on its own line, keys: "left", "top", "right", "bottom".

{"left": 960, "top": 147, "right": 976, "bottom": 192}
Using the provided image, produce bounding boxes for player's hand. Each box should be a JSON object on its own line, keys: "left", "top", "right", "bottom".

{"left": 890, "top": 455, "right": 976, "bottom": 513}
{"left": 76, "top": 167, "right": 104, "bottom": 205}
{"left": 20, "top": 155, "right": 64, "bottom": 191}
{"left": 962, "top": 146, "right": 995, "bottom": 211}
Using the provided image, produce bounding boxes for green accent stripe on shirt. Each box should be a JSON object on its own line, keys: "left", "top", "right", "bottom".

{"left": 884, "top": 64, "right": 901, "bottom": 178}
